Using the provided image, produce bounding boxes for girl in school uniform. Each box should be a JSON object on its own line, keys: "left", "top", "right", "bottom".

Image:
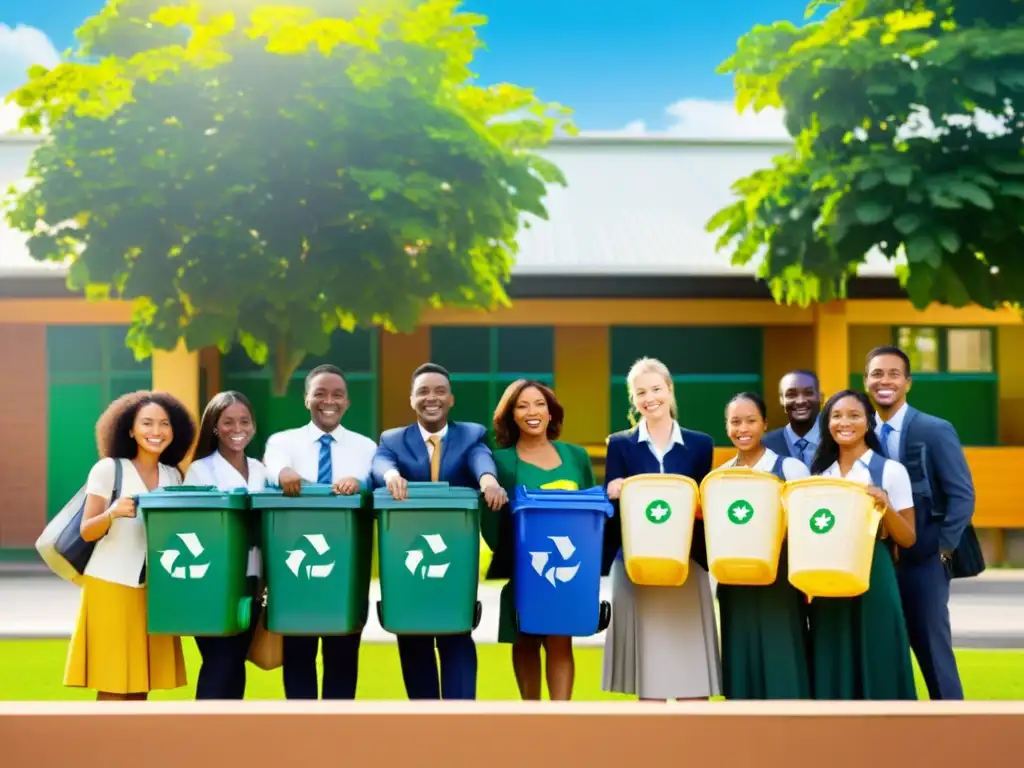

{"left": 807, "top": 389, "right": 918, "bottom": 700}
{"left": 65, "top": 391, "right": 196, "bottom": 700}
{"left": 602, "top": 357, "right": 722, "bottom": 701}
{"left": 183, "top": 390, "right": 267, "bottom": 700}
{"left": 715, "top": 392, "right": 812, "bottom": 700}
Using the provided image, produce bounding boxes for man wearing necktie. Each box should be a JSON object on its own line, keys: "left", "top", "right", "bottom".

{"left": 371, "top": 363, "right": 507, "bottom": 699}
{"left": 865, "top": 346, "right": 982, "bottom": 701}
{"left": 263, "top": 365, "right": 378, "bottom": 699}
{"left": 762, "top": 369, "right": 822, "bottom": 468}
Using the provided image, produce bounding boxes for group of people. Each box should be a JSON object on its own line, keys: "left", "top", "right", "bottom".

{"left": 63, "top": 344, "right": 979, "bottom": 704}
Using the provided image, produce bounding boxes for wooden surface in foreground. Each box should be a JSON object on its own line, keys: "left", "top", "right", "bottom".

{"left": 1, "top": 701, "right": 1021, "bottom": 768}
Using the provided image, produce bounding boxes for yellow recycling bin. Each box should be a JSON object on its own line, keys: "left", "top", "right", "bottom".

{"left": 619, "top": 473, "right": 699, "bottom": 587}
{"left": 782, "top": 477, "right": 884, "bottom": 598}
{"left": 699, "top": 467, "right": 785, "bottom": 586}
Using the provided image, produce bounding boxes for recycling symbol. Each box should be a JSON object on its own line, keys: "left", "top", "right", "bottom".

{"left": 405, "top": 533, "right": 450, "bottom": 579}
{"left": 644, "top": 499, "right": 671, "bottom": 524}
{"left": 285, "top": 534, "right": 336, "bottom": 579}
{"left": 811, "top": 508, "right": 836, "bottom": 534}
{"left": 529, "top": 535, "right": 580, "bottom": 587}
{"left": 727, "top": 500, "right": 754, "bottom": 525}
{"left": 159, "top": 533, "right": 210, "bottom": 580}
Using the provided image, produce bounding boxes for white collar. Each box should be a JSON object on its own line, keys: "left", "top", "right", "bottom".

{"left": 726, "top": 447, "right": 779, "bottom": 473}
{"left": 878, "top": 402, "right": 909, "bottom": 432}
{"left": 824, "top": 448, "right": 880, "bottom": 477}
{"left": 305, "top": 421, "right": 347, "bottom": 442}
{"left": 638, "top": 419, "right": 683, "bottom": 447}
{"left": 419, "top": 422, "right": 449, "bottom": 443}
{"left": 785, "top": 421, "right": 820, "bottom": 445}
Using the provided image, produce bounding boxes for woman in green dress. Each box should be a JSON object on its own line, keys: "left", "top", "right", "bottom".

{"left": 808, "top": 389, "right": 918, "bottom": 700}
{"left": 715, "top": 392, "right": 813, "bottom": 699}
{"left": 482, "top": 378, "right": 597, "bottom": 700}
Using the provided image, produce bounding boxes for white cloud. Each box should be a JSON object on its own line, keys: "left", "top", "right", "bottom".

{"left": 583, "top": 98, "right": 790, "bottom": 141}
{"left": 0, "top": 24, "right": 61, "bottom": 135}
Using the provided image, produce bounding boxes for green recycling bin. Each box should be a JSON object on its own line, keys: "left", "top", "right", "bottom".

{"left": 374, "top": 482, "right": 483, "bottom": 635}
{"left": 252, "top": 485, "right": 373, "bottom": 635}
{"left": 139, "top": 486, "right": 253, "bottom": 636}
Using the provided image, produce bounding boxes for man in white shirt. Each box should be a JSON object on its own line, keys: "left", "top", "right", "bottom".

{"left": 263, "top": 364, "right": 377, "bottom": 699}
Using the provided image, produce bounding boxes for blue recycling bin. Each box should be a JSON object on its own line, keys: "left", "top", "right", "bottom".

{"left": 510, "top": 485, "right": 615, "bottom": 637}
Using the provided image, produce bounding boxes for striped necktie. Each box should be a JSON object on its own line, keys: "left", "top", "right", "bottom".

{"left": 317, "top": 433, "right": 334, "bottom": 484}
{"left": 879, "top": 423, "right": 894, "bottom": 458}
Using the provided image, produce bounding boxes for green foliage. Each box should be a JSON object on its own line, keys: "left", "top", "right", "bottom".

{"left": 4, "top": 0, "right": 574, "bottom": 393}
{"left": 706, "top": 0, "right": 1024, "bottom": 311}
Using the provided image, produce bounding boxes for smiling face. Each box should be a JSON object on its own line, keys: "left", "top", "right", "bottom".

{"left": 828, "top": 395, "right": 870, "bottom": 448}
{"left": 411, "top": 372, "right": 453, "bottom": 431}
{"left": 513, "top": 386, "right": 551, "bottom": 439}
{"left": 216, "top": 402, "right": 255, "bottom": 456}
{"left": 631, "top": 372, "right": 673, "bottom": 423}
{"left": 865, "top": 352, "right": 910, "bottom": 412}
{"left": 779, "top": 372, "right": 821, "bottom": 427}
{"left": 305, "top": 372, "right": 348, "bottom": 432}
{"left": 726, "top": 398, "right": 766, "bottom": 452}
{"left": 133, "top": 402, "right": 173, "bottom": 457}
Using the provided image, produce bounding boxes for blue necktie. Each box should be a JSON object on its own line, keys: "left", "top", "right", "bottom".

{"left": 879, "top": 423, "right": 894, "bottom": 458}
{"left": 317, "top": 434, "right": 334, "bottom": 484}
{"left": 794, "top": 438, "right": 809, "bottom": 463}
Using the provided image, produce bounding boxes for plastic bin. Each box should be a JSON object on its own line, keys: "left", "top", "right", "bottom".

{"left": 700, "top": 467, "right": 786, "bottom": 586}
{"left": 511, "top": 486, "right": 613, "bottom": 637}
{"left": 619, "top": 473, "right": 700, "bottom": 586}
{"left": 139, "top": 486, "right": 253, "bottom": 636}
{"left": 251, "top": 485, "right": 373, "bottom": 635}
{"left": 783, "top": 477, "right": 883, "bottom": 598}
{"left": 374, "top": 482, "right": 483, "bottom": 635}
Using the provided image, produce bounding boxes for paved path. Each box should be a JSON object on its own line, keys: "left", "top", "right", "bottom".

{"left": 3, "top": 572, "right": 1024, "bottom": 649}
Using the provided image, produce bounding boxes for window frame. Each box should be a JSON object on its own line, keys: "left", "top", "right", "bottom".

{"left": 891, "top": 325, "right": 998, "bottom": 379}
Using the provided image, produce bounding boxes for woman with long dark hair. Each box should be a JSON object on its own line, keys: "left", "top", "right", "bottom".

{"left": 183, "top": 391, "right": 267, "bottom": 699}
{"left": 484, "top": 379, "right": 596, "bottom": 700}
{"left": 807, "top": 389, "right": 918, "bottom": 700}
{"left": 65, "top": 391, "right": 196, "bottom": 700}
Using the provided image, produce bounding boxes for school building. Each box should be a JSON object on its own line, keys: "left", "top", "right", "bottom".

{"left": 2, "top": 133, "right": 1023, "bottom": 562}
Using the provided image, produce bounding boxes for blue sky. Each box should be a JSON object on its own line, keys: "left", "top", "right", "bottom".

{"left": 2, "top": 0, "right": 814, "bottom": 134}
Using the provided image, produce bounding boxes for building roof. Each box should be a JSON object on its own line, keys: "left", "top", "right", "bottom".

{"left": 0, "top": 133, "right": 900, "bottom": 280}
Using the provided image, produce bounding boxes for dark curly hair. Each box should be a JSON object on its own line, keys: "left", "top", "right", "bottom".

{"left": 810, "top": 389, "right": 884, "bottom": 476}
{"left": 95, "top": 390, "right": 197, "bottom": 469}
{"left": 492, "top": 379, "right": 564, "bottom": 449}
{"left": 193, "top": 390, "right": 256, "bottom": 462}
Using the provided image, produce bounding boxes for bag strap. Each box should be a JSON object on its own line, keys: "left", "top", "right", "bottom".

{"left": 867, "top": 451, "right": 886, "bottom": 488}
{"left": 771, "top": 453, "right": 787, "bottom": 481}
{"left": 111, "top": 459, "right": 124, "bottom": 504}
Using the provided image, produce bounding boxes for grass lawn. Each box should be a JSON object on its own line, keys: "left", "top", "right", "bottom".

{"left": 1, "top": 640, "right": 1022, "bottom": 701}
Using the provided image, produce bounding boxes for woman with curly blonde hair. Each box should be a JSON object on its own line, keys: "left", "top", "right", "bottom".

{"left": 64, "top": 390, "right": 196, "bottom": 700}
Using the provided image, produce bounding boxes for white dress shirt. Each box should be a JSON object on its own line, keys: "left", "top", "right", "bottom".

{"left": 875, "top": 401, "right": 909, "bottom": 460}
{"left": 263, "top": 421, "right": 377, "bottom": 487}
{"left": 383, "top": 423, "right": 449, "bottom": 482}
{"left": 637, "top": 418, "right": 683, "bottom": 472}
{"left": 184, "top": 452, "right": 267, "bottom": 577}
{"left": 819, "top": 449, "right": 914, "bottom": 511}
{"left": 718, "top": 447, "right": 810, "bottom": 481}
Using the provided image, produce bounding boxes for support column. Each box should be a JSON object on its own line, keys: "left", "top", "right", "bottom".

{"left": 379, "top": 327, "right": 430, "bottom": 431}
{"left": 554, "top": 325, "right": 610, "bottom": 445}
{"left": 152, "top": 340, "right": 201, "bottom": 463}
{"left": 814, "top": 301, "right": 850, "bottom": 400}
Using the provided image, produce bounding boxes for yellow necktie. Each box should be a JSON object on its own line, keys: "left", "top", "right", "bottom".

{"left": 428, "top": 434, "right": 442, "bottom": 482}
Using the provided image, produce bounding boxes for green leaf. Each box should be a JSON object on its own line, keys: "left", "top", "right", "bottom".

{"left": 936, "top": 228, "right": 961, "bottom": 253}
{"left": 1001, "top": 182, "right": 1024, "bottom": 199}
{"left": 858, "top": 171, "right": 884, "bottom": 191}
{"left": 893, "top": 213, "right": 923, "bottom": 235}
{"left": 906, "top": 234, "right": 942, "bottom": 268}
{"left": 855, "top": 201, "right": 892, "bottom": 224}
{"left": 949, "top": 181, "right": 994, "bottom": 210}
{"left": 984, "top": 158, "right": 1024, "bottom": 175}
{"left": 965, "top": 73, "right": 997, "bottom": 96}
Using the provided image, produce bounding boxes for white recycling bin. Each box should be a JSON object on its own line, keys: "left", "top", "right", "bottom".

{"left": 783, "top": 477, "right": 884, "bottom": 599}
{"left": 619, "top": 473, "right": 699, "bottom": 587}
{"left": 699, "top": 467, "right": 786, "bottom": 586}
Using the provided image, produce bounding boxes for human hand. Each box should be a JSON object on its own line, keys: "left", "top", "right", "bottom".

{"left": 332, "top": 477, "right": 361, "bottom": 495}
{"left": 866, "top": 485, "right": 890, "bottom": 510}
{"left": 480, "top": 475, "right": 507, "bottom": 511}
{"left": 279, "top": 468, "right": 303, "bottom": 496}
{"left": 386, "top": 473, "right": 408, "bottom": 501}
{"left": 606, "top": 478, "right": 625, "bottom": 500}
{"left": 110, "top": 496, "right": 136, "bottom": 519}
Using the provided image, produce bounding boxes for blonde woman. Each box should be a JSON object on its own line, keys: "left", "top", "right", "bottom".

{"left": 602, "top": 358, "right": 722, "bottom": 700}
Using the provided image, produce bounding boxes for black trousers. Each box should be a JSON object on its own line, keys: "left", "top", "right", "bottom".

{"left": 282, "top": 633, "right": 362, "bottom": 699}
{"left": 195, "top": 602, "right": 262, "bottom": 700}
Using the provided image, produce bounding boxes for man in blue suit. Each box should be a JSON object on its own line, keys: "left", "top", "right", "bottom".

{"left": 865, "top": 345, "right": 984, "bottom": 700}
{"left": 761, "top": 369, "right": 822, "bottom": 467}
{"left": 371, "top": 362, "right": 507, "bottom": 700}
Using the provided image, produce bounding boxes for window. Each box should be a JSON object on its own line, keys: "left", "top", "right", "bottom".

{"left": 890, "top": 326, "right": 997, "bottom": 445}
{"left": 609, "top": 326, "right": 763, "bottom": 445}
{"left": 47, "top": 326, "right": 152, "bottom": 519}
{"left": 221, "top": 328, "right": 380, "bottom": 459}
{"left": 430, "top": 326, "right": 555, "bottom": 432}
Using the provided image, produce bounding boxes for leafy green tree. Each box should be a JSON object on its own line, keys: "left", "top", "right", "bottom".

{"left": 706, "top": 0, "right": 1024, "bottom": 310}
{"left": 5, "top": 0, "right": 573, "bottom": 393}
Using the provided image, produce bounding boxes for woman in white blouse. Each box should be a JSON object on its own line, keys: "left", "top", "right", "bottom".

{"left": 183, "top": 390, "right": 267, "bottom": 700}
{"left": 715, "top": 392, "right": 812, "bottom": 700}
{"left": 807, "top": 389, "right": 918, "bottom": 700}
{"left": 66, "top": 391, "right": 196, "bottom": 700}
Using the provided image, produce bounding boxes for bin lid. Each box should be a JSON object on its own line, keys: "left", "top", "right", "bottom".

{"left": 372, "top": 482, "right": 481, "bottom": 511}
{"left": 136, "top": 485, "right": 251, "bottom": 510}
{"left": 249, "top": 484, "right": 371, "bottom": 509}
{"left": 510, "top": 485, "right": 614, "bottom": 518}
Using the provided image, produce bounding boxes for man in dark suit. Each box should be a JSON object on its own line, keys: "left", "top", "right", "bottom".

{"left": 371, "top": 362, "right": 507, "bottom": 700}
{"left": 865, "top": 345, "right": 984, "bottom": 700}
{"left": 761, "top": 369, "right": 822, "bottom": 467}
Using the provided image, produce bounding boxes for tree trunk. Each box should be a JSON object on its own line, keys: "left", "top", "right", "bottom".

{"left": 271, "top": 338, "right": 306, "bottom": 397}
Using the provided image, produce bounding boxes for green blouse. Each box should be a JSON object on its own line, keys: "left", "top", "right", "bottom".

{"left": 482, "top": 441, "right": 597, "bottom": 580}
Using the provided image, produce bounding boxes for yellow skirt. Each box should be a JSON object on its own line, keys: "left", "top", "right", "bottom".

{"left": 64, "top": 576, "right": 187, "bottom": 695}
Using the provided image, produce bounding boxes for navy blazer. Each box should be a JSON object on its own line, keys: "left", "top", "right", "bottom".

{"left": 602, "top": 424, "right": 715, "bottom": 574}
{"left": 761, "top": 428, "right": 792, "bottom": 459}
{"left": 897, "top": 406, "right": 984, "bottom": 576}
{"left": 371, "top": 421, "right": 498, "bottom": 490}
